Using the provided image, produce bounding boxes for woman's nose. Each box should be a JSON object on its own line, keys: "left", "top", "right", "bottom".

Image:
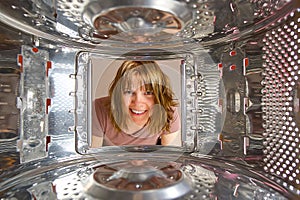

{"left": 131, "top": 91, "right": 143, "bottom": 103}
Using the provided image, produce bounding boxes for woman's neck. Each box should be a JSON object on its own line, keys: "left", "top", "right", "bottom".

{"left": 123, "top": 120, "right": 147, "bottom": 135}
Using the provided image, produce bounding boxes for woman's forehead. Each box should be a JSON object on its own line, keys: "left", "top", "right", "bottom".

{"left": 124, "top": 81, "right": 152, "bottom": 90}
{"left": 124, "top": 73, "right": 148, "bottom": 85}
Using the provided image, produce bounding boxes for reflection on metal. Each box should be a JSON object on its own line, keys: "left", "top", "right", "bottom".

{"left": 227, "top": 89, "right": 241, "bottom": 113}
{"left": 0, "top": 0, "right": 294, "bottom": 50}
{"left": 0, "top": 150, "right": 293, "bottom": 199}
{"left": 219, "top": 47, "right": 247, "bottom": 157}
{"left": 84, "top": 160, "right": 193, "bottom": 199}
{"left": 82, "top": 0, "right": 191, "bottom": 42}
{"left": 262, "top": 10, "right": 300, "bottom": 193}
{"left": 0, "top": 68, "right": 20, "bottom": 140}
{"left": 182, "top": 53, "right": 224, "bottom": 154}
{"left": 17, "top": 45, "right": 50, "bottom": 163}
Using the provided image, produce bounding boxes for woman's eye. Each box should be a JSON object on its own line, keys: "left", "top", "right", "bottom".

{"left": 145, "top": 91, "right": 154, "bottom": 95}
{"left": 124, "top": 90, "right": 133, "bottom": 95}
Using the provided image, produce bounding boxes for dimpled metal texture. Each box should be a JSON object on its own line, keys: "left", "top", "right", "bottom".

{"left": 83, "top": 161, "right": 193, "bottom": 199}
{"left": 30, "top": 154, "right": 290, "bottom": 200}
{"left": 262, "top": 9, "right": 300, "bottom": 195}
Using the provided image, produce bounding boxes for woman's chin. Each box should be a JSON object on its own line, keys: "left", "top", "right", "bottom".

{"left": 129, "top": 116, "right": 149, "bottom": 127}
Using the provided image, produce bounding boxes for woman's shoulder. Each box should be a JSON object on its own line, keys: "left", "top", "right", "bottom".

{"left": 95, "top": 96, "right": 110, "bottom": 102}
{"left": 95, "top": 96, "right": 110, "bottom": 103}
{"left": 94, "top": 96, "right": 111, "bottom": 108}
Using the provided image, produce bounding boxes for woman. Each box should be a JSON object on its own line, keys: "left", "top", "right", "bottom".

{"left": 91, "top": 60, "right": 181, "bottom": 147}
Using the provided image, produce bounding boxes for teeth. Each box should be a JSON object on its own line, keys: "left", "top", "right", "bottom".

{"left": 131, "top": 109, "right": 145, "bottom": 114}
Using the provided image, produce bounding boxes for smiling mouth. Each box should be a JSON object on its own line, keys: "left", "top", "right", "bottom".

{"left": 130, "top": 109, "right": 147, "bottom": 115}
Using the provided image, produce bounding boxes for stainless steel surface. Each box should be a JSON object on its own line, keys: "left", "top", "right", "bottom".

{"left": 84, "top": 160, "right": 193, "bottom": 199}
{"left": 261, "top": 10, "right": 300, "bottom": 193}
{"left": 0, "top": 0, "right": 299, "bottom": 199}
{"left": 0, "top": 69, "right": 19, "bottom": 140}
{"left": 82, "top": 0, "right": 191, "bottom": 42}
{"left": 0, "top": 0, "right": 294, "bottom": 51}
{"left": 0, "top": 147, "right": 295, "bottom": 199}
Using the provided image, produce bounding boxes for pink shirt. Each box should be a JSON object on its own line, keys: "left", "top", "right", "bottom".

{"left": 92, "top": 96, "right": 180, "bottom": 146}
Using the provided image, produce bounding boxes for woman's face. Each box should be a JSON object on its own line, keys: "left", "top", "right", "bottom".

{"left": 122, "top": 78, "right": 155, "bottom": 127}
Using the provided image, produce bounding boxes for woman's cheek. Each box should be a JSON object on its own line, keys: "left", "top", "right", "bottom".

{"left": 122, "top": 96, "right": 131, "bottom": 107}
{"left": 148, "top": 96, "right": 156, "bottom": 107}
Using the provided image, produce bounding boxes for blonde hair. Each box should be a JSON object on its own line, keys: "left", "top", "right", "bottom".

{"left": 108, "top": 60, "right": 178, "bottom": 134}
